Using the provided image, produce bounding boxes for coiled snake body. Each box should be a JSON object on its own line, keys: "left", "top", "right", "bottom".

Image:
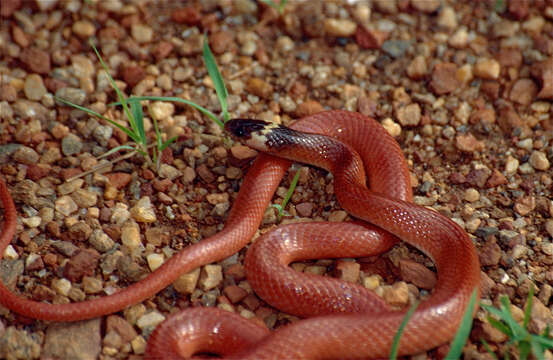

{"left": 0, "top": 111, "right": 480, "bottom": 359}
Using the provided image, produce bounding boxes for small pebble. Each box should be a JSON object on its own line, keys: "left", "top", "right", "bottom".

{"left": 20, "top": 47, "right": 51, "bottom": 74}
{"left": 449, "top": 27, "right": 468, "bottom": 48}
{"left": 199, "top": 265, "right": 223, "bottom": 291}
{"left": 158, "top": 164, "right": 181, "bottom": 180}
{"left": 324, "top": 18, "right": 357, "bottom": 37}
{"left": 24, "top": 74, "right": 47, "bottom": 101}
{"left": 51, "top": 278, "right": 71, "bottom": 296}
{"left": 511, "top": 244, "right": 528, "bottom": 259}
{"left": 131, "top": 24, "right": 153, "bottom": 43}
{"left": 72, "top": 20, "right": 96, "bottom": 38}
{"left": 514, "top": 196, "right": 536, "bottom": 216}
{"left": 121, "top": 221, "right": 141, "bottom": 250}
{"left": 246, "top": 78, "right": 273, "bottom": 99}
{"left": 0, "top": 327, "right": 41, "bottom": 359}
{"left": 72, "top": 189, "right": 98, "bottom": 208}
{"left": 437, "top": 6, "right": 458, "bottom": 30}
{"left": 474, "top": 58, "right": 500, "bottom": 80}
{"left": 541, "top": 242, "right": 553, "bottom": 256}
{"left": 296, "top": 202, "right": 314, "bottom": 217}
{"left": 136, "top": 312, "right": 165, "bottom": 331}
{"left": 55, "top": 196, "right": 78, "bottom": 216}
{"left": 82, "top": 276, "right": 103, "bottom": 294}
{"left": 131, "top": 336, "right": 147, "bottom": 355}
{"left": 146, "top": 253, "right": 164, "bottom": 271}
{"left": 88, "top": 229, "right": 115, "bottom": 253}
{"left": 545, "top": 219, "right": 553, "bottom": 237}
{"left": 505, "top": 156, "right": 519, "bottom": 174}
{"left": 276, "top": 36, "right": 294, "bottom": 53}
{"left": 328, "top": 210, "right": 348, "bottom": 222}
{"left": 110, "top": 203, "right": 131, "bottom": 225}
{"left": 362, "top": 275, "right": 381, "bottom": 290}
{"left": 336, "top": 260, "right": 360, "bottom": 283}
{"left": 510, "top": 79, "right": 538, "bottom": 106}
{"left": 56, "top": 87, "right": 86, "bottom": 106}
{"left": 464, "top": 188, "right": 480, "bottom": 202}
{"left": 529, "top": 151, "right": 550, "bottom": 170}
{"left": 130, "top": 197, "right": 157, "bottom": 223}
{"left": 173, "top": 268, "right": 201, "bottom": 294}
{"left": 411, "top": 0, "right": 440, "bottom": 13}
{"left": 382, "top": 281, "right": 409, "bottom": 306}
{"left": 353, "top": 3, "right": 371, "bottom": 24}
{"left": 455, "top": 133, "right": 484, "bottom": 152}
{"left": 399, "top": 260, "right": 436, "bottom": 290}
{"left": 231, "top": 145, "right": 257, "bottom": 159}
{"left": 406, "top": 55, "right": 427, "bottom": 79}
{"left": 430, "top": 63, "right": 459, "bottom": 95}
{"left": 61, "top": 133, "right": 84, "bottom": 156}
{"left": 150, "top": 101, "right": 174, "bottom": 120}
{"left": 4, "top": 245, "right": 19, "bottom": 260}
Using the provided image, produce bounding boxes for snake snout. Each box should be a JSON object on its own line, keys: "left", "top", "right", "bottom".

{"left": 225, "top": 119, "right": 269, "bottom": 140}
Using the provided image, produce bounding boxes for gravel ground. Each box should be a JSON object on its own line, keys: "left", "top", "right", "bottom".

{"left": 0, "top": 0, "right": 552, "bottom": 359}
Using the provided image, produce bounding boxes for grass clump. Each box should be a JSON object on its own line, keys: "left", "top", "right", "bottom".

{"left": 56, "top": 36, "right": 228, "bottom": 173}
{"left": 390, "top": 286, "right": 553, "bottom": 360}
{"left": 271, "top": 168, "right": 301, "bottom": 220}
{"left": 260, "top": 0, "right": 288, "bottom": 14}
{"left": 389, "top": 288, "right": 477, "bottom": 360}
{"left": 56, "top": 37, "right": 300, "bottom": 214}
{"left": 481, "top": 286, "right": 553, "bottom": 360}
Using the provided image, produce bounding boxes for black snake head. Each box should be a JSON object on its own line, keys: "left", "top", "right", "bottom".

{"left": 225, "top": 119, "right": 269, "bottom": 139}
{"left": 226, "top": 118, "right": 304, "bottom": 153}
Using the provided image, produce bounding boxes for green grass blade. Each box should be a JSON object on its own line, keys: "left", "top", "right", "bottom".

{"left": 203, "top": 34, "right": 229, "bottom": 123}
{"left": 89, "top": 40, "right": 137, "bottom": 136}
{"left": 519, "top": 341, "right": 532, "bottom": 360}
{"left": 260, "top": 0, "right": 287, "bottom": 13}
{"left": 487, "top": 317, "right": 513, "bottom": 337}
{"left": 481, "top": 339, "right": 499, "bottom": 360}
{"left": 151, "top": 108, "right": 163, "bottom": 150}
{"left": 542, "top": 325, "right": 551, "bottom": 338}
{"left": 523, "top": 286, "right": 534, "bottom": 329}
{"left": 56, "top": 96, "right": 110, "bottom": 122}
{"left": 480, "top": 303, "right": 505, "bottom": 319}
{"left": 56, "top": 96, "right": 141, "bottom": 143}
{"left": 110, "top": 96, "right": 224, "bottom": 129}
{"left": 160, "top": 136, "right": 178, "bottom": 151}
{"left": 270, "top": 203, "right": 283, "bottom": 217}
{"left": 531, "top": 340, "right": 546, "bottom": 360}
{"left": 260, "top": 0, "right": 277, "bottom": 8}
{"left": 97, "top": 145, "right": 137, "bottom": 159}
{"left": 389, "top": 301, "right": 419, "bottom": 360}
{"left": 128, "top": 98, "right": 146, "bottom": 145}
{"left": 278, "top": 0, "right": 288, "bottom": 13}
{"left": 446, "top": 288, "right": 479, "bottom": 359}
{"left": 535, "top": 334, "right": 553, "bottom": 347}
{"left": 278, "top": 169, "right": 300, "bottom": 219}
{"left": 499, "top": 296, "right": 526, "bottom": 339}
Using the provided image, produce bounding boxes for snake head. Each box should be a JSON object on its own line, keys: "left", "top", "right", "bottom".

{"left": 225, "top": 119, "right": 268, "bottom": 139}
{"left": 225, "top": 119, "right": 279, "bottom": 151}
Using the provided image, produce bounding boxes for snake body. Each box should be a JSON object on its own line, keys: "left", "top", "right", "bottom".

{"left": 0, "top": 111, "right": 480, "bottom": 359}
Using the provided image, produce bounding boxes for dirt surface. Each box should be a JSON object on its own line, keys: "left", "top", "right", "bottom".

{"left": 0, "top": 0, "right": 552, "bottom": 359}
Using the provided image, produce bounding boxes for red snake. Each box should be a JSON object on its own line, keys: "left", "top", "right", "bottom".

{"left": 0, "top": 110, "right": 480, "bottom": 358}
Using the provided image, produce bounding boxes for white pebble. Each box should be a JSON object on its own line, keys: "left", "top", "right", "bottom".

{"left": 529, "top": 151, "right": 550, "bottom": 170}
{"left": 4, "top": 245, "right": 19, "bottom": 259}
{"left": 464, "top": 188, "right": 480, "bottom": 202}
{"left": 136, "top": 311, "right": 165, "bottom": 330}
{"left": 381, "top": 118, "right": 401, "bottom": 137}
{"left": 52, "top": 278, "right": 72, "bottom": 296}
{"left": 146, "top": 253, "right": 164, "bottom": 271}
